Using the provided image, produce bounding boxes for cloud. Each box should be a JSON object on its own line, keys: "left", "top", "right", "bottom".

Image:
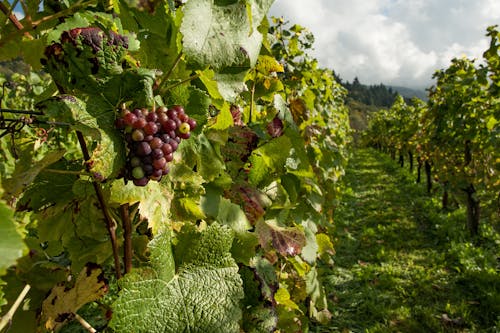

{"left": 269, "top": 0, "right": 500, "bottom": 88}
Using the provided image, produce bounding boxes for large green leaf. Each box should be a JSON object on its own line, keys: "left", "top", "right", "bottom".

{"left": 110, "top": 224, "right": 244, "bottom": 333}
{"left": 108, "top": 180, "right": 172, "bottom": 234}
{"left": 0, "top": 201, "right": 27, "bottom": 306}
{"left": 0, "top": 202, "right": 26, "bottom": 275}
{"left": 180, "top": 0, "right": 273, "bottom": 71}
{"left": 2, "top": 148, "right": 66, "bottom": 200}
{"left": 248, "top": 135, "right": 292, "bottom": 186}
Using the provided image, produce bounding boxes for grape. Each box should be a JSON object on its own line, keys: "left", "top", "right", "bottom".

{"left": 153, "top": 157, "right": 167, "bottom": 169}
{"left": 143, "top": 164, "right": 154, "bottom": 175}
{"left": 166, "top": 109, "right": 177, "bottom": 119}
{"left": 132, "top": 117, "right": 147, "bottom": 129}
{"left": 152, "top": 148, "right": 164, "bottom": 159}
{"left": 161, "top": 143, "right": 173, "bottom": 155}
{"left": 132, "top": 108, "right": 143, "bottom": 117}
{"left": 132, "top": 166, "right": 145, "bottom": 179}
{"left": 146, "top": 112, "right": 158, "bottom": 122}
{"left": 152, "top": 168, "right": 163, "bottom": 177}
{"left": 172, "top": 105, "right": 184, "bottom": 115}
{"left": 178, "top": 122, "right": 190, "bottom": 134}
{"left": 130, "top": 156, "right": 141, "bottom": 167}
{"left": 136, "top": 142, "right": 152, "bottom": 156}
{"left": 116, "top": 104, "right": 196, "bottom": 186}
{"left": 131, "top": 129, "right": 145, "bottom": 142}
{"left": 133, "top": 177, "right": 149, "bottom": 186}
{"left": 163, "top": 119, "right": 176, "bottom": 131}
{"left": 144, "top": 122, "right": 158, "bottom": 135}
{"left": 157, "top": 113, "right": 169, "bottom": 126}
{"left": 150, "top": 137, "right": 163, "bottom": 149}
{"left": 187, "top": 118, "right": 197, "bottom": 131}
{"left": 156, "top": 105, "right": 168, "bottom": 114}
{"left": 179, "top": 132, "right": 190, "bottom": 140}
{"left": 169, "top": 140, "right": 178, "bottom": 151}
{"left": 123, "top": 112, "right": 137, "bottom": 125}
{"left": 164, "top": 153, "right": 174, "bottom": 162}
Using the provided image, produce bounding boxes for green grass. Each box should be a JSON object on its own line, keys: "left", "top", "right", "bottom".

{"left": 314, "top": 148, "right": 500, "bottom": 333}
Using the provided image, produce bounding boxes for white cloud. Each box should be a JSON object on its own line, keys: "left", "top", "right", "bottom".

{"left": 269, "top": 0, "right": 500, "bottom": 88}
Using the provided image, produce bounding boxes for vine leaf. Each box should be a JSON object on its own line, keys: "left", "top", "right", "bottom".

{"left": 181, "top": 0, "right": 272, "bottom": 71}
{"left": 41, "top": 264, "right": 107, "bottom": 331}
{"left": 109, "top": 224, "right": 244, "bottom": 333}
{"left": 256, "top": 220, "right": 306, "bottom": 257}
{"left": 0, "top": 201, "right": 27, "bottom": 306}
{"left": 2, "top": 148, "right": 66, "bottom": 200}
{"left": 248, "top": 135, "right": 292, "bottom": 186}
{"left": 108, "top": 180, "right": 171, "bottom": 234}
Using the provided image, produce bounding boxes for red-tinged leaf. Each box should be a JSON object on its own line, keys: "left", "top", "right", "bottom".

{"left": 267, "top": 116, "right": 284, "bottom": 138}
{"left": 225, "top": 183, "right": 266, "bottom": 225}
{"left": 256, "top": 220, "right": 306, "bottom": 257}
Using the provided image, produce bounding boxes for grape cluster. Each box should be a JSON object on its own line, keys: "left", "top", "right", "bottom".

{"left": 115, "top": 105, "right": 197, "bottom": 186}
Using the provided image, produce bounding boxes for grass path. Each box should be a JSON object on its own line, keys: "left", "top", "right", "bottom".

{"left": 317, "top": 149, "right": 499, "bottom": 333}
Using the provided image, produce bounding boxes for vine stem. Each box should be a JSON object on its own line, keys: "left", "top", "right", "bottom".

{"left": 163, "top": 73, "right": 200, "bottom": 92}
{"left": 0, "top": 2, "right": 32, "bottom": 39}
{"left": 161, "top": 52, "right": 183, "bottom": 85}
{"left": 120, "top": 203, "right": 133, "bottom": 274}
{"left": 0, "top": 284, "right": 31, "bottom": 331}
{"left": 76, "top": 131, "right": 122, "bottom": 280}
{"left": 42, "top": 168, "right": 91, "bottom": 176}
{"left": 74, "top": 314, "right": 96, "bottom": 333}
{"left": 249, "top": 73, "right": 257, "bottom": 124}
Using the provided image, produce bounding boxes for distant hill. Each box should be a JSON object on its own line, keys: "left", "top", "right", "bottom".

{"left": 389, "top": 86, "right": 428, "bottom": 101}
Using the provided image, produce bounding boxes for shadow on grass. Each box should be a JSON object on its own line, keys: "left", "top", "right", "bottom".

{"left": 314, "top": 148, "right": 500, "bottom": 333}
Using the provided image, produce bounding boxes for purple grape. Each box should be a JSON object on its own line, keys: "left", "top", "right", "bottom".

{"left": 136, "top": 142, "right": 152, "bottom": 156}
{"left": 133, "top": 177, "right": 149, "bottom": 186}
{"left": 143, "top": 164, "right": 154, "bottom": 175}
{"left": 161, "top": 143, "right": 173, "bottom": 155}
{"left": 144, "top": 122, "right": 158, "bottom": 135}
{"left": 152, "top": 148, "right": 164, "bottom": 159}
{"left": 153, "top": 157, "right": 167, "bottom": 169}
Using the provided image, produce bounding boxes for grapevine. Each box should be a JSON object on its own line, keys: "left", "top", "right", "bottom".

{"left": 0, "top": 2, "right": 351, "bottom": 332}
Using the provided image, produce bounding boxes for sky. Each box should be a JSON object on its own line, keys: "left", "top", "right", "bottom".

{"left": 269, "top": 0, "right": 500, "bottom": 89}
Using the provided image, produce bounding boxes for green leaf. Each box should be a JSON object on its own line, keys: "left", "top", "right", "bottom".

{"left": 248, "top": 135, "right": 292, "bottom": 186}
{"left": 215, "top": 70, "right": 249, "bottom": 102}
{"left": 110, "top": 224, "right": 244, "bottom": 333}
{"left": 210, "top": 102, "right": 235, "bottom": 130}
{"left": 216, "top": 197, "right": 252, "bottom": 233}
{"left": 2, "top": 148, "right": 66, "bottom": 200}
{"left": 275, "top": 287, "right": 300, "bottom": 311}
{"left": 0, "top": 201, "right": 26, "bottom": 276}
{"left": 305, "top": 267, "right": 331, "bottom": 324}
{"left": 196, "top": 134, "right": 225, "bottom": 181}
{"left": 108, "top": 180, "right": 171, "bottom": 234}
{"left": 181, "top": 0, "right": 272, "bottom": 71}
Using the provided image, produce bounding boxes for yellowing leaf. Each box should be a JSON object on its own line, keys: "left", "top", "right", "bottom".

{"left": 256, "top": 55, "right": 284, "bottom": 74}
{"left": 41, "top": 264, "right": 107, "bottom": 331}
{"left": 289, "top": 98, "right": 308, "bottom": 124}
{"left": 275, "top": 287, "right": 300, "bottom": 311}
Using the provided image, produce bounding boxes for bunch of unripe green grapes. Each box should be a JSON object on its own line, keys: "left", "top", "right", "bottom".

{"left": 115, "top": 105, "right": 197, "bottom": 186}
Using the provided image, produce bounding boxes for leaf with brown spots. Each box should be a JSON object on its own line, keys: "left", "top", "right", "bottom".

{"left": 256, "top": 220, "right": 306, "bottom": 257}
{"left": 41, "top": 264, "right": 107, "bottom": 331}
